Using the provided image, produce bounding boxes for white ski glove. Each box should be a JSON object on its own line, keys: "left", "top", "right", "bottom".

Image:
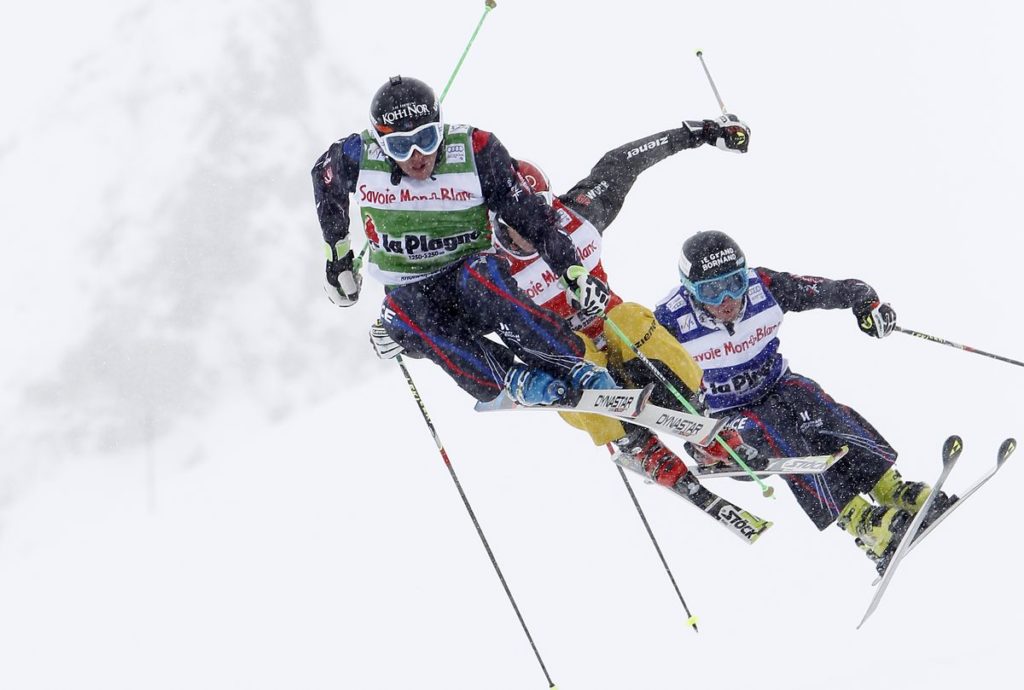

{"left": 369, "top": 320, "right": 404, "bottom": 360}
{"left": 563, "top": 265, "right": 610, "bottom": 320}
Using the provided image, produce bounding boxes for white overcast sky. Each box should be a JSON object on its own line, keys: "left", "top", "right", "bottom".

{"left": 1, "top": 2, "right": 1022, "bottom": 689}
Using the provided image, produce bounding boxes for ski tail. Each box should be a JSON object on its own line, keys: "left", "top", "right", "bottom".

{"left": 691, "top": 446, "right": 848, "bottom": 479}
{"left": 857, "top": 435, "right": 963, "bottom": 628}
{"left": 610, "top": 447, "right": 772, "bottom": 544}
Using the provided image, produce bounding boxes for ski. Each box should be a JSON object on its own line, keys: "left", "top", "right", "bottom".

{"left": 690, "top": 446, "right": 848, "bottom": 480}
{"left": 630, "top": 400, "right": 727, "bottom": 447}
{"left": 475, "top": 384, "right": 725, "bottom": 446}
{"left": 610, "top": 447, "right": 773, "bottom": 544}
{"left": 475, "top": 384, "right": 652, "bottom": 417}
{"left": 870, "top": 437, "right": 1016, "bottom": 586}
{"left": 857, "top": 435, "right": 963, "bottom": 628}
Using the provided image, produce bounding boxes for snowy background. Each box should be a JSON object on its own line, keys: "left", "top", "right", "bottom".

{"left": 1, "top": 1, "right": 1022, "bottom": 688}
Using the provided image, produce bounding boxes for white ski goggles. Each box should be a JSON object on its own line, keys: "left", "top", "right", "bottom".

{"left": 375, "top": 121, "right": 443, "bottom": 162}
{"left": 683, "top": 267, "right": 749, "bottom": 305}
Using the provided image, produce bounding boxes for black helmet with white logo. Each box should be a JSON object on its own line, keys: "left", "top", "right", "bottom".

{"left": 679, "top": 231, "right": 745, "bottom": 283}
{"left": 369, "top": 75, "right": 440, "bottom": 135}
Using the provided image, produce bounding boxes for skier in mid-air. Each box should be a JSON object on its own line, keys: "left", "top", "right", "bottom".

{"left": 312, "top": 75, "right": 616, "bottom": 406}
{"left": 370, "top": 119, "right": 767, "bottom": 536}
{"left": 654, "top": 230, "right": 954, "bottom": 571}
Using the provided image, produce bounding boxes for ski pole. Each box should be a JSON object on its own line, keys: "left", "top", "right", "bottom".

{"left": 353, "top": 1, "right": 498, "bottom": 278}
{"left": 600, "top": 310, "right": 775, "bottom": 498}
{"left": 895, "top": 326, "right": 1024, "bottom": 369}
{"left": 352, "top": 242, "right": 369, "bottom": 274}
{"left": 695, "top": 50, "right": 728, "bottom": 115}
{"left": 394, "top": 355, "right": 558, "bottom": 690}
{"left": 611, "top": 457, "right": 699, "bottom": 632}
{"left": 440, "top": 1, "right": 497, "bottom": 103}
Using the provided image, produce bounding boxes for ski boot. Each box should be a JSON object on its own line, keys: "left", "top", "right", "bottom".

{"left": 567, "top": 360, "right": 617, "bottom": 391}
{"left": 612, "top": 426, "right": 773, "bottom": 541}
{"left": 837, "top": 495, "right": 913, "bottom": 575}
{"left": 504, "top": 365, "right": 567, "bottom": 406}
{"left": 870, "top": 467, "right": 958, "bottom": 531}
{"left": 613, "top": 426, "right": 689, "bottom": 487}
{"left": 613, "top": 426, "right": 764, "bottom": 520}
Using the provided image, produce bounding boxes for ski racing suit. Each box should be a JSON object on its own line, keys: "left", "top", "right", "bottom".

{"left": 495, "top": 125, "right": 716, "bottom": 444}
{"left": 655, "top": 268, "right": 897, "bottom": 529}
{"left": 312, "top": 125, "right": 589, "bottom": 402}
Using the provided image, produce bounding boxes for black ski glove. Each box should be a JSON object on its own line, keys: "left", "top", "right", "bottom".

{"left": 563, "top": 265, "right": 610, "bottom": 319}
{"left": 854, "top": 300, "right": 897, "bottom": 338}
{"left": 698, "top": 114, "right": 750, "bottom": 152}
{"left": 325, "top": 250, "right": 362, "bottom": 308}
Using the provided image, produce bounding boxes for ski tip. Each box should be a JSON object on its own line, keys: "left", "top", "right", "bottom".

{"left": 747, "top": 520, "right": 774, "bottom": 544}
{"left": 942, "top": 435, "right": 964, "bottom": 464}
{"left": 998, "top": 438, "right": 1017, "bottom": 463}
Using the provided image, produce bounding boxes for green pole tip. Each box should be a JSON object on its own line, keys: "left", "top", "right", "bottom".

{"left": 687, "top": 615, "right": 699, "bottom": 627}
{"left": 485, "top": 0, "right": 496, "bottom": 8}
{"left": 695, "top": 49, "right": 703, "bottom": 56}
{"left": 762, "top": 485, "right": 775, "bottom": 498}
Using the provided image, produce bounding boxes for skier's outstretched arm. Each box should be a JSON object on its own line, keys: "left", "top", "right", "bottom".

{"left": 475, "top": 128, "right": 578, "bottom": 275}
{"left": 558, "top": 119, "right": 747, "bottom": 232}
{"left": 756, "top": 267, "right": 897, "bottom": 337}
{"left": 755, "top": 267, "right": 878, "bottom": 312}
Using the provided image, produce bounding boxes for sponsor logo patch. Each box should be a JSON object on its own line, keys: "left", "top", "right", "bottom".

{"left": 625, "top": 135, "right": 669, "bottom": 159}
{"left": 676, "top": 313, "right": 698, "bottom": 333}
{"left": 380, "top": 101, "right": 432, "bottom": 125}
{"left": 652, "top": 411, "right": 708, "bottom": 438}
{"left": 666, "top": 294, "right": 687, "bottom": 311}
{"left": 699, "top": 247, "right": 739, "bottom": 273}
{"left": 376, "top": 230, "right": 483, "bottom": 257}
{"left": 717, "top": 505, "right": 763, "bottom": 541}
{"left": 364, "top": 215, "right": 380, "bottom": 245}
{"left": 748, "top": 283, "right": 766, "bottom": 304}
{"left": 581, "top": 180, "right": 610, "bottom": 202}
{"left": 445, "top": 144, "right": 466, "bottom": 164}
{"left": 590, "top": 392, "right": 640, "bottom": 415}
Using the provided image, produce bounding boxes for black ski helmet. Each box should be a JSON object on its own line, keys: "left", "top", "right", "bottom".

{"left": 678, "top": 230, "right": 746, "bottom": 284}
{"left": 369, "top": 75, "right": 440, "bottom": 136}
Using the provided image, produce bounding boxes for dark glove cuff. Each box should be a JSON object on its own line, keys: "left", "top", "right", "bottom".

{"left": 326, "top": 250, "right": 355, "bottom": 286}
{"left": 854, "top": 299, "right": 880, "bottom": 316}
{"left": 700, "top": 119, "right": 721, "bottom": 145}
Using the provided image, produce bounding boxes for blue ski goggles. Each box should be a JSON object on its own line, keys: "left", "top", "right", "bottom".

{"left": 683, "top": 267, "right": 749, "bottom": 305}
{"left": 376, "top": 121, "right": 443, "bottom": 162}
